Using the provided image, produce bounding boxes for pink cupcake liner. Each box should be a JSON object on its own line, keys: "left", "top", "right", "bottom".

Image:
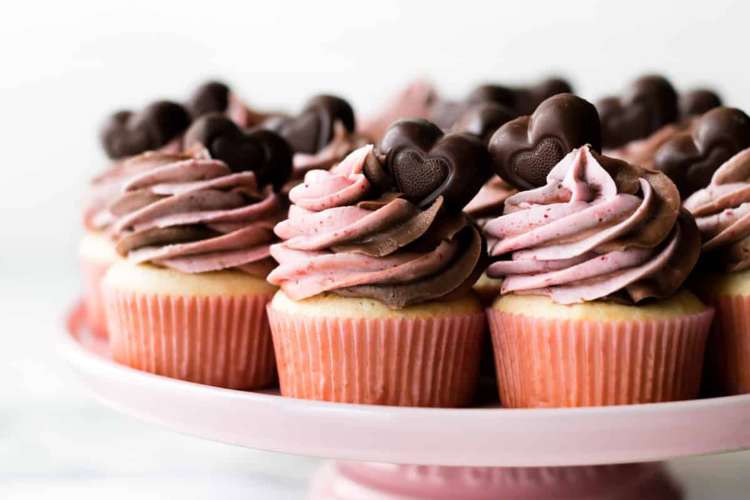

{"left": 267, "top": 305, "right": 485, "bottom": 407}
{"left": 80, "top": 257, "right": 112, "bottom": 339}
{"left": 487, "top": 307, "right": 713, "bottom": 408}
{"left": 105, "top": 289, "right": 276, "bottom": 389}
{"left": 703, "top": 294, "right": 750, "bottom": 395}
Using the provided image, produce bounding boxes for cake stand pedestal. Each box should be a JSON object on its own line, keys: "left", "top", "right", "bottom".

{"left": 61, "top": 302, "right": 750, "bottom": 499}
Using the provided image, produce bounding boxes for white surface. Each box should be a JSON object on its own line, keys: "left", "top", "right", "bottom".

{"left": 2, "top": 0, "right": 750, "bottom": 497}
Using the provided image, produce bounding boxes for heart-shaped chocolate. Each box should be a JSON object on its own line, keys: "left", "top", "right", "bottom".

{"left": 596, "top": 74, "right": 679, "bottom": 149}
{"left": 452, "top": 101, "right": 515, "bottom": 143}
{"left": 263, "top": 94, "right": 355, "bottom": 154}
{"left": 467, "top": 77, "right": 573, "bottom": 116}
{"left": 680, "top": 89, "right": 722, "bottom": 118}
{"left": 184, "top": 114, "right": 292, "bottom": 190}
{"left": 377, "top": 119, "right": 492, "bottom": 210}
{"left": 100, "top": 100, "right": 191, "bottom": 159}
{"left": 653, "top": 107, "right": 750, "bottom": 196}
{"left": 488, "top": 93, "right": 601, "bottom": 190}
{"left": 187, "top": 80, "right": 230, "bottom": 118}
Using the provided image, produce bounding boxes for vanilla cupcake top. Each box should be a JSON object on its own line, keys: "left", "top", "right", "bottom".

{"left": 684, "top": 148, "right": 750, "bottom": 272}
{"left": 108, "top": 115, "right": 292, "bottom": 278}
{"left": 268, "top": 119, "right": 491, "bottom": 308}
{"left": 486, "top": 146, "right": 700, "bottom": 305}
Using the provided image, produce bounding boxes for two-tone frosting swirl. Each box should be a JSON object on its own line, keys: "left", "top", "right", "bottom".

{"left": 108, "top": 150, "right": 286, "bottom": 277}
{"left": 287, "top": 122, "right": 367, "bottom": 186}
{"left": 486, "top": 146, "right": 700, "bottom": 304}
{"left": 83, "top": 150, "right": 188, "bottom": 232}
{"left": 268, "top": 145, "right": 486, "bottom": 308}
{"left": 684, "top": 148, "right": 750, "bottom": 271}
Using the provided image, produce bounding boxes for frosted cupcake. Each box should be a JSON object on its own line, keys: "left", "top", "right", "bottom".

{"left": 81, "top": 101, "right": 192, "bottom": 338}
{"left": 684, "top": 148, "right": 750, "bottom": 395}
{"left": 485, "top": 146, "right": 712, "bottom": 408}
{"left": 267, "top": 119, "right": 490, "bottom": 406}
{"left": 102, "top": 115, "right": 292, "bottom": 388}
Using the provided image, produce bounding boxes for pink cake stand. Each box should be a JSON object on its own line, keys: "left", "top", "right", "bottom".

{"left": 61, "top": 302, "right": 750, "bottom": 499}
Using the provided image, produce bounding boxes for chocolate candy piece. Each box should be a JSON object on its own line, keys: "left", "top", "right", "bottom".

{"left": 467, "top": 77, "right": 573, "bottom": 115}
{"left": 597, "top": 75, "right": 679, "bottom": 149}
{"left": 187, "top": 80, "right": 230, "bottom": 118}
{"left": 378, "top": 119, "right": 492, "bottom": 210}
{"left": 653, "top": 107, "right": 750, "bottom": 196}
{"left": 680, "top": 89, "right": 722, "bottom": 118}
{"left": 263, "top": 94, "right": 355, "bottom": 154}
{"left": 488, "top": 93, "right": 601, "bottom": 190}
{"left": 184, "top": 113, "right": 292, "bottom": 190}
{"left": 452, "top": 101, "right": 515, "bottom": 143}
{"left": 100, "top": 100, "right": 191, "bottom": 159}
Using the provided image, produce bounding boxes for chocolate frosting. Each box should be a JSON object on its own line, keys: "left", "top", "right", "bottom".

{"left": 108, "top": 150, "right": 286, "bottom": 277}
{"left": 653, "top": 107, "right": 750, "bottom": 197}
{"left": 485, "top": 146, "right": 700, "bottom": 304}
{"left": 684, "top": 148, "right": 750, "bottom": 271}
{"left": 268, "top": 146, "right": 487, "bottom": 308}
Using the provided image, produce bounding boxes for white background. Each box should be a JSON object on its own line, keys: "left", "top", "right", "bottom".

{"left": 2, "top": 1, "right": 750, "bottom": 498}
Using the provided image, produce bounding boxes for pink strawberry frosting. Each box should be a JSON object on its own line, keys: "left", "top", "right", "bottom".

{"left": 108, "top": 151, "right": 286, "bottom": 277}
{"left": 268, "top": 145, "right": 485, "bottom": 308}
{"left": 684, "top": 148, "right": 750, "bottom": 271}
{"left": 486, "top": 146, "right": 700, "bottom": 304}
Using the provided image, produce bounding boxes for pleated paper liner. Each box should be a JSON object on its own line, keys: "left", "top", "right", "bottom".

{"left": 487, "top": 307, "right": 714, "bottom": 408}
{"left": 80, "top": 257, "right": 112, "bottom": 339}
{"left": 267, "top": 305, "right": 485, "bottom": 407}
{"left": 702, "top": 294, "right": 750, "bottom": 396}
{"left": 105, "top": 290, "right": 276, "bottom": 389}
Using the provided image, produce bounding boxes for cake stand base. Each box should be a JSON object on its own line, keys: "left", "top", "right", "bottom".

{"left": 308, "top": 462, "right": 681, "bottom": 500}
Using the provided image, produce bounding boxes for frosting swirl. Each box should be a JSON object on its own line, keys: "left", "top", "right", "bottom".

{"left": 108, "top": 150, "right": 286, "bottom": 277}
{"left": 485, "top": 146, "right": 700, "bottom": 304}
{"left": 83, "top": 150, "right": 189, "bottom": 232}
{"left": 684, "top": 148, "right": 750, "bottom": 271}
{"left": 286, "top": 122, "right": 368, "bottom": 185}
{"left": 268, "top": 145, "right": 486, "bottom": 308}
{"left": 606, "top": 120, "right": 692, "bottom": 169}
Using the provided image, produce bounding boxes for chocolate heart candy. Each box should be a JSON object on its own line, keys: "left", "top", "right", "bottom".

{"left": 680, "top": 89, "right": 722, "bottom": 118}
{"left": 488, "top": 93, "right": 601, "bottom": 190}
{"left": 596, "top": 75, "right": 679, "bottom": 149}
{"left": 184, "top": 113, "right": 292, "bottom": 190}
{"left": 467, "top": 77, "right": 573, "bottom": 115}
{"left": 378, "top": 119, "right": 492, "bottom": 210}
{"left": 264, "top": 94, "right": 355, "bottom": 154}
{"left": 187, "top": 80, "right": 230, "bottom": 118}
{"left": 452, "top": 101, "right": 515, "bottom": 143}
{"left": 653, "top": 107, "right": 750, "bottom": 196}
{"left": 100, "top": 100, "right": 191, "bottom": 159}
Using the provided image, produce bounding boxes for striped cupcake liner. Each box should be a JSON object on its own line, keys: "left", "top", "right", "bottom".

{"left": 487, "top": 307, "right": 713, "bottom": 408}
{"left": 105, "top": 290, "right": 276, "bottom": 389}
{"left": 267, "top": 305, "right": 485, "bottom": 407}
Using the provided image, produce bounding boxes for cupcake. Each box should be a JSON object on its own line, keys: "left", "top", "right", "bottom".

{"left": 262, "top": 95, "right": 367, "bottom": 189}
{"left": 685, "top": 148, "right": 750, "bottom": 395}
{"left": 81, "top": 151, "right": 191, "bottom": 337}
{"left": 266, "top": 119, "right": 490, "bottom": 406}
{"left": 81, "top": 99, "right": 193, "bottom": 337}
{"left": 485, "top": 146, "right": 712, "bottom": 408}
{"left": 102, "top": 114, "right": 292, "bottom": 389}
